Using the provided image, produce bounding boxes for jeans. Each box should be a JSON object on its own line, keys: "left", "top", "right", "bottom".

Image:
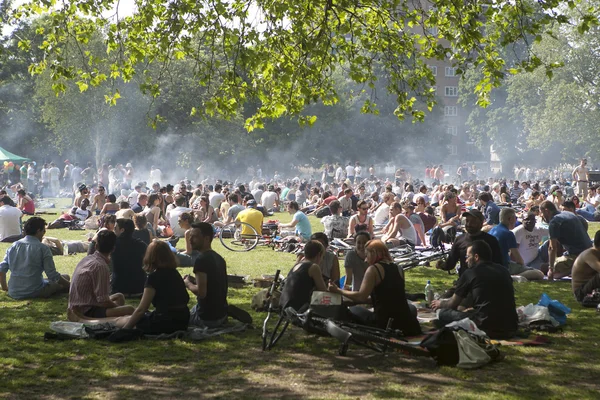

{"left": 574, "top": 273, "right": 600, "bottom": 302}
{"left": 577, "top": 209, "right": 597, "bottom": 222}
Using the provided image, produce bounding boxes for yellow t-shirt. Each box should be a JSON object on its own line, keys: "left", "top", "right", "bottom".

{"left": 236, "top": 208, "right": 263, "bottom": 236}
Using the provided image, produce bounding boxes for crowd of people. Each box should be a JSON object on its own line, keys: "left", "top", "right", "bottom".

{"left": 0, "top": 156, "right": 599, "bottom": 340}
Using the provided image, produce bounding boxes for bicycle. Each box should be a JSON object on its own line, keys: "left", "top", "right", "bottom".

{"left": 218, "top": 221, "right": 285, "bottom": 252}
{"left": 392, "top": 247, "right": 450, "bottom": 271}
{"left": 260, "top": 271, "right": 430, "bottom": 357}
{"left": 263, "top": 303, "right": 430, "bottom": 357}
{"left": 288, "top": 308, "right": 431, "bottom": 357}
{"left": 261, "top": 269, "right": 290, "bottom": 351}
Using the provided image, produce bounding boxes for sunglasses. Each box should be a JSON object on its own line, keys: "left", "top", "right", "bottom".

{"left": 360, "top": 207, "right": 369, "bottom": 210}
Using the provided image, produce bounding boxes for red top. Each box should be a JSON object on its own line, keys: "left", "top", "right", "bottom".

{"left": 22, "top": 198, "right": 35, "bottom": 214}
{"left": 323, "top": 195, "right": 338, "bottom": 205}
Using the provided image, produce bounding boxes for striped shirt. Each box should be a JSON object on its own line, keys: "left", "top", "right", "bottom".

{"left": 68, "top": 252, "right": 111, "bottom": 313}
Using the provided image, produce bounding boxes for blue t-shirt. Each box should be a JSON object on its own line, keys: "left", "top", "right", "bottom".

{"left": 293, "top": 211, "right": 312, "bottom": 241}
{"left": 489, "top": 223, "right": 517, "bottom": 267}
{"left": 548, "top": 212, "right": 592, "bottom": 256}
{"left": 485, "top": 201, "right": 500, "bottom": 225}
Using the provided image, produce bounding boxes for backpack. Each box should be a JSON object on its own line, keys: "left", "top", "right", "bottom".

{"left": 420, "top": 327, "right": 459, "bottom": 366}
{"left": 315, "top": 206, "right": 331, "bottom": 219}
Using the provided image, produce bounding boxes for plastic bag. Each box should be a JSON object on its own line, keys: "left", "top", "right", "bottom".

{"left": 517, "top": 304, "right": 559, "bottom": 327}
{"left": 445, "top": 318, "right": 487, "bottom": 337}
{"left": 50, "top": 321, "right": 89, "bottom": 338}
{"left": 537, "top": 293, "right": 571, "bottom": 326}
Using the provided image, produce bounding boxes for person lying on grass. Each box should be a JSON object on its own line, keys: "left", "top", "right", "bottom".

{"left": 327, "top": 239, "right": 421, "bottom": 336}
{"left": 68, "top": 230, "right": 134, "bottom": 321}
{"left": 114, "top": 241, "right": 190, "bottom": 334}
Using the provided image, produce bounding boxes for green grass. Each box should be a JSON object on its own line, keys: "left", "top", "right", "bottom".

{"left": 1, "top": 200, "right": 600, "bottom": 399}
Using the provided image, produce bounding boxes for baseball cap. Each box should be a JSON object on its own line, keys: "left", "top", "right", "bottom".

{"left": 462, "top": 209, "right": 484, "bottom": 222}
{"left": 247, "top": 200, "right": 257, "bottom": 207}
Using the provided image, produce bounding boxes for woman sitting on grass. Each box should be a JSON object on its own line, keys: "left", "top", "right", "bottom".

{"left": 328, "top": 239, "right": 421, "bottom": 336}
{"left": 279, "top": 240, "right": 328, "bottom": 312}
{"left": 116, "top": 241, "right": 190, "bottom": 334}
{"left": 99, "top": 194, "right": 120, "bottom": 215}
{"left": 17, "top": 189, "right": 35, "bottom": 215}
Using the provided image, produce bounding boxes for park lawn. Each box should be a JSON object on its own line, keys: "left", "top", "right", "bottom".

{"left": 1, "top": 201, "right": 600, "bottom": 399}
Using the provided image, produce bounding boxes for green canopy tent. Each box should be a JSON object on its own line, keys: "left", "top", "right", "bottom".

{"left": 0, "top": 146, "right": 31, "bottom": 163}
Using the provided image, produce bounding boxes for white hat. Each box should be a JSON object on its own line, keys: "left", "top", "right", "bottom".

{"left": 126, "top": 163, "right": 132, "bottom": 168}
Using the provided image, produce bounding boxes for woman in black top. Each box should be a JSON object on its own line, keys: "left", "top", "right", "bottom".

{"left": 279, "top": 241, "right": 328, "bottom": 311}
{"left": 328, "top": 239, "right": 421, "bottom": 336}
{"left": 116, "top": 241, "right": 190, "bottom": 334}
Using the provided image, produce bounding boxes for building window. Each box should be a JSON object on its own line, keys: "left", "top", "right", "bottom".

{"left": 444, "top": 106, "right": 458, "bottom": 116}
{"left": 446, "top": 126, "right": 457, "bottom": 136}
{"left": 445, "top": 86, "right": 458, "bottom": 97}
{"left": 445, "top": 67, "right": 457, "bottom": 77}
{"left": 429, "top": 65, "right": 437, "bottom": 76}
{"left": 448, "top": 145, "right": 458, "bottom": 156}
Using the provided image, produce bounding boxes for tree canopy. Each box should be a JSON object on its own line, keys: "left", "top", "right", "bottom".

{"left": 7, "top": 0, "right": 598, "bottom": 129}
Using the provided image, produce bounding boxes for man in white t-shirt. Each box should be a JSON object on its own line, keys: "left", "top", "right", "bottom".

{"left": 39, "top": 164, "right": 49, "bottom": 197}
{"left": 70, "top": 163, "right": 83, "bottom": 189}
{"left": 128, "top": 185, "right": 142, "bottom": 206}
{"left": 27, "top": 164, "right": 36, "bottom": 193}
{"left": 512, "top": 212, "right": 548, "bottom": 270}
{"left": 261, "top": 185, "right": 278, "bottom": 211}
{"left": 167, "top": 196, "right": 192, "bottom": 237}
{"left": 345, "top": 162, "right": 355, "bottom": 182}
{"left": 251, "top": 184, "right": 264, "bottom": 204}
{"left": 373, "top": 192, "right": 394, "bottom": 226}
{"left": 354, "top": 162, "right": 362, "bottom": 182}
{"left": 209, "top": 183, "right": 226, "bottom": 209}
{"left": 149, "top": 166, "right": 162, "bottom": 185}
{"left": 48, "top": 162, "right": 60, "bottom": 196}
{"left": 0, "top": 197, "right": 23, "bottom": 241}
{"left": 335, "top": 163, "right": 344, "bottom": 182}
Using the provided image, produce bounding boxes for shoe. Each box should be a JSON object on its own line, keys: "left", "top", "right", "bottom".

{"left": 168, "top": 236, "right": 179, "bottom": 247}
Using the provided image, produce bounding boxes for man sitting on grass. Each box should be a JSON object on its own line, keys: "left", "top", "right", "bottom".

{"left": 0, "top": 217, "right": 70, "bottom": 299}
{"left": 540, "top": 200, "right": 592, "bottom": 280}
{"left": 489, "top": 208, "right": 544, "bottom": 281}
{"left": 278, "top": 201, "right": 312, "bottom": 242}
{"left": 431, "top": 240, "right": 518, "bottom": 339}
{"left": 572, "top": 230, "right": 600, "bottom": 304}
{"left": 184, "top": 223, "right": 229, "bottom": 328}
{"left": 68, "top": 230, "right": 134, "bottom": 320}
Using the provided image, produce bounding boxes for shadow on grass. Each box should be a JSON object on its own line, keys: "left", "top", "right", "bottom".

{"left": 2, "top": 262, "right": 600, "bottom": 398}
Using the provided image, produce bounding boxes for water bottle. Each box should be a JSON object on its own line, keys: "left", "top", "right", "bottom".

{"left": 425, "top": 280, "right": 435, "bottom": 306}
{"left": 63, "top": 243, "right": 69, "bottom": 256}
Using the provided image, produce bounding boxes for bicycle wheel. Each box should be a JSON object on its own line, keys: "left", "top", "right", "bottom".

{"left": 219, "top": 222, "right": 260, "bottom": 252}
{"left": 327, "top": 321, "right": 430, "bottom": 357}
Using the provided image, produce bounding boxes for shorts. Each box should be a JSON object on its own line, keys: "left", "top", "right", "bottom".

{"left": 136, "top": 309, "right": 190, "bottom": 334}
{"left": 84, "top": 306, "right": 108, "bottom": 318}
{"left": 508, "top": 261, "right": 534, "bottom": 275}
{"left": 553, "top": 254, "right": 576, "bottom": 276}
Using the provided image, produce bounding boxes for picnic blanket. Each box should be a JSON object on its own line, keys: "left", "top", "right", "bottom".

{"left": 404, "top": 331, "right": 550, "bottom": 347}
{"left": 542, "top": 275, "right": 572, "bottom": 282}
{"left": 46, "top": 321, "right": 248, "bottom": 341}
